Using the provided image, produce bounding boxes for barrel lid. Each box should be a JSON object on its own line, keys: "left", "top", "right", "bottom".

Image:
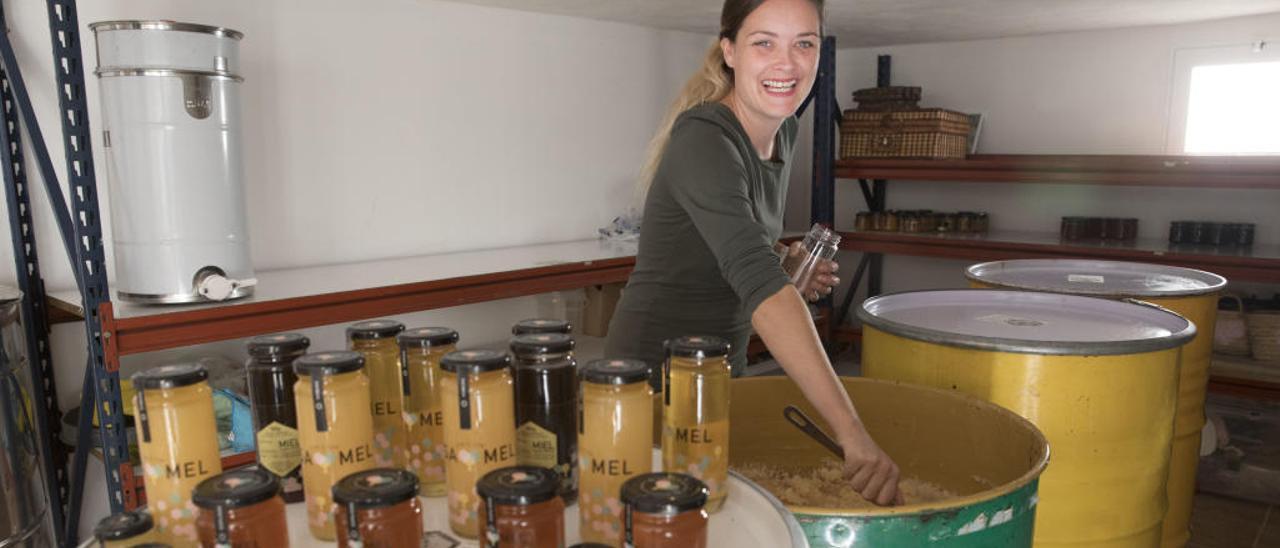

{"left": 512, "top": 318, "right": 572, "bottom": 335}
{"left": 477, "top": 466, "right": 561, "bottom": 506}
{"left": 247, "top": 333, "right": 310, "bottom": 361}
{"left": 965, "top": 259, "right": 1227, "bottom": 297}
{"left": 192, "top": 469, "right": 280, "bottom": 510}
{"left": 857, "top": 289, "right": 1196, "bottom": 356}
{"left": 347, "top": 319, "right": 406, "bottom": 340}
{"left": 665, "top": 335, "right": 730, "bottom": 359}
{"left": 332, "top": 468, "right": 419, "bottom": 508}
{"left": 440, "top": 349, "right": 511, "bottom": 374}
{"left": 132, "top": 364, "right": 208, "bottom": 390}
{"left": 93, "top": 510, "right": 153, "bottom": 541}
{"left": 293, "top": 351, "right": 365, "bottom": 376}
{"left": 397, "top": 327, "right": 459, "bottom": 349}
{"left": 510, "top": 333, "right": 575, "bottom": 357}
{"left": 621, "top": 473, "right": 709, "bottom": 514}
{"left": 581, "top": 359, "right": 651, "bottom": 385}
{"left": 89, "top": 20, "right": 244, "bottom": 40}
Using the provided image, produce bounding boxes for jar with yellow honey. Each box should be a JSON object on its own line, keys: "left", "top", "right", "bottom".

{"left": 132, "top": 364, "right": 222, "bottom": 545}
{"left": 347, "top": 319, "right": 407, "bottom": 468}
{"left": 293, "top": 350, "right": 377, "bottom": 540}
{"left": 396, "top": 327, "right": 458, "bottom": 497}
{"left": 661, "top": 336, "right": 731, "bottom": 513}
{"left": 579, "top": 359, "right": 653, "bottom": 545}
{"left": 440, "top": 349, "right": 517, "bottom": 539}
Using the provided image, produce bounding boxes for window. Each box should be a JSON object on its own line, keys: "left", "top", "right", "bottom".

{"left": 1168, "top": 41, "right": 1280, "bottom": 155}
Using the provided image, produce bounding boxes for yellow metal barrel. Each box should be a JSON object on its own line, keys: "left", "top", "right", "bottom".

{"left": 859, "top": 289, "right": 1195, "bottom": 547}
{"left": 966, "top": 259, "right": 1226, "bottom": 548}
{"left": 730, "top": 377, "right": 1050, "bottom": 548}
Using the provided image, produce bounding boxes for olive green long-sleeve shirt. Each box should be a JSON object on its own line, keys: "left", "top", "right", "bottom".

{"left": 605, "top": 102, "right": 797, "bottom": 377}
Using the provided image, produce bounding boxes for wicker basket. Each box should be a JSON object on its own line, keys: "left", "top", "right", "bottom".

{"left": 1213, "top": 294, "right": 1251, "bottom": 356}
{"left": 853, "top": 86, "right": 922, "bottom": 104}
{"left": 840, "top": 109, "right": 971, "bottom": 160}
{"left": 1247, "top": 309, "right": 1280, "bottom": 364}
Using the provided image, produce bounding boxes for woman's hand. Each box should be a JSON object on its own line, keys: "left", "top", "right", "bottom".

{"left": 783, "top": 242, "right": 840, "bottom": 301}
{"left": 839, "top": 425, "right": 903, "bottom": 506}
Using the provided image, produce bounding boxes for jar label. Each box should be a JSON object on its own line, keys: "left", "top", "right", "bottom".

{"left": 256, "top": 421, "right": 302, "bottom": 477}
{"left": 516, "top": 421, "right": 558, "bottom": 469}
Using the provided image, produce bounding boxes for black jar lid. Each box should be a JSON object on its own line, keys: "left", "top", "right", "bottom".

{"left": 440, "top": 349, "right": 511, "bottom": 374}
{"left": 132, "top": 363, "right": 208, "bottom": 390}
{"left": 247, "top": 333, "right": 310, "bottom": 362}
{"left": 510, "top": 333, "right": 575, "bottom": 357}
{"left": 332, "top": 468, "right": 419, "bottom": 508}
{"left": 477, "top": 466, "right": 561, "bottom": 506}
{"left": 397, "top": 327, "right": 460, "bottom": 349}
{"left": 293, "top": 351, "right": 365, "bottom": 376}
{"left": 621, "top": 473, "right": 709, "bottom": 515}
{"left": 665, "top": 336, "right": 730, "bottom": 359}
{"left": 512, "top": 318, "right": 572, "bottom": 335}
{"left": 93, "top": 510, "right": 153, "bottom": 541}
{"left": 581, "top": 359, "right": 650, "bottom": 385}
{"left": 192, "top": 469, "right": 281, "bottom": 510}
{"left": 346, "top": 319, "right": 406, "bottom": 340}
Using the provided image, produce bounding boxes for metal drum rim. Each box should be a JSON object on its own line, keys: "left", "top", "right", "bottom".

{"left": 856, "top": 289, "right": 1197, "bottom": 356}
{"left": 732, "top": 376, "right": 1051, "bottom": 518}
{"left": 729, "top": 469, "right": 810, "bottom": 547}
{"left": 94, "top": 68, "right": 244, "bottom": 82}
{"left": 116, "top": 285, "right": 253, "bottom": 305}
{"left": 965, "top": 259, "right": 1228, "bottom": 298}
{"left": 89, "top": 20, "right": 244, "bottom": 40}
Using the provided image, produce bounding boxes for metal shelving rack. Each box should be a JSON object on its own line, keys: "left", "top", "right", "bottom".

{"left": 808, "top": 46, "right": 1280, "bottom": 383}
{"left": 0, "top": 1, "right": 125, "bottom": 545}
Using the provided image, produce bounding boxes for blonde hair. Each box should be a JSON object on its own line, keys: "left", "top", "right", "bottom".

{"left": 634, "top": 41, "right": 733, "bottom": 204}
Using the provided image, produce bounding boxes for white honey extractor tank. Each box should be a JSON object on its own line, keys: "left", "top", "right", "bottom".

{"left": 91, "top": 20, "right": 255, "bottom": 303}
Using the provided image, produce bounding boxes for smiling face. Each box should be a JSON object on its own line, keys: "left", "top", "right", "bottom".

{"left": 720, "top": 0, "right": 821, "bottom": 127}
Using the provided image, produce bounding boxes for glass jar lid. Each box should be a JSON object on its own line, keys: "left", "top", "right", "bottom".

{"left": 332, "top": 468, "right": 420, "bottom": 508}
{"left": 397, "top": 327, "right": 460, "bottom": 349}
{"left": 93, "top": 510, "right": 153, "bottom": 541}
{"left": 440, "top": 349, "right": 511, "bottom": 374}
{"left": 512, "top": 318, "right": 572, "bottom": 335}
{"left": 192, "top": 469, "right": 281, "bottom": 510}
{"left": 477, "top": 466, "right": 561, "bottom": 506}
{"left": 581, "top": 359, "right": 650, "bottom": 385}
{"left": 665, "top": 336, "right": 730, "bottom": 359}
{"left": 293, "top": 351, "right": 365, "bottom": 376}
{"left": 510, "top": 333, "right": 575, "bottom": 357}
{"left": 621, "top": 473, "right": 709, "bottom": 514}
{"left": 132, "top": 363, "right": 208, "bottom": 390}
{"left": 247, "top": 333, "right": 310, "bottom": 362}
{"left": 346, "top": 319, "right": 406, "bottom": 340}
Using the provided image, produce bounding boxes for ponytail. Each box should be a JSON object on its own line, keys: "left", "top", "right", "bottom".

{"left": 634, "top": 41, "right": 733, "bottom": 204}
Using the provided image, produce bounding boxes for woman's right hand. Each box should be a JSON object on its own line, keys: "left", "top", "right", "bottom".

{"left": 839, "top": 426, "right": 903, "bottom": 506}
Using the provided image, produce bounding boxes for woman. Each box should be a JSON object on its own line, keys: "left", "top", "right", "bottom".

{"left": 604, "top": 0, "right": 902, "bottom": 506}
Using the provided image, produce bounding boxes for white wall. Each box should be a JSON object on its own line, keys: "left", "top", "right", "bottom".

{"left": 784, "top": 12, "right": 1280, "bottom": 302}
{"left": 0, "top": 0, "right": 711, "bottom": 538}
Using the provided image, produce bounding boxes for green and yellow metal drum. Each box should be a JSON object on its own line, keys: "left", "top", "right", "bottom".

{"left": 859, "top": 289, "right": 1195, "bottom": 548}
{"left": 966, "top": 259, "right": 1225, "bottom": 548}
{"left": 730, "top": 377, "right": 1050, "bottom": 547}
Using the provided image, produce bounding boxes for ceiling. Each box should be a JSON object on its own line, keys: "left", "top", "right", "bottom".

{"left": 439, "top": 0, "right": 1280, "bottom": 47}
